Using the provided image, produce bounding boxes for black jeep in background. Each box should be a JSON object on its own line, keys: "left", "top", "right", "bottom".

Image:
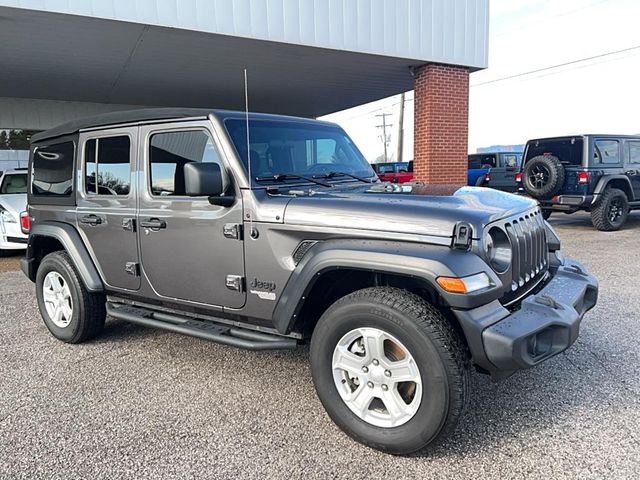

{"left": 521, "top": 135, "right": 640, "bottom": 230}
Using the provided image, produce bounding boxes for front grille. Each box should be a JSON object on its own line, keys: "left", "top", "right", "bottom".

{"left": 504, "top": 209, "right": 548, "bottom": 292}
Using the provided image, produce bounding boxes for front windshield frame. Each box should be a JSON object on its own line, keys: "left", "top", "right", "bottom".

{"left": 223, "top": 118, "right": 376, "bottom": 188}
{"left": 0, "top": 173, "right": 28, "bottom": 194}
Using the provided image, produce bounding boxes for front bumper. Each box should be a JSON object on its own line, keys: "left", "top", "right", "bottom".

{"left": 454, "top": 257, "right": 598, "bottom": 377}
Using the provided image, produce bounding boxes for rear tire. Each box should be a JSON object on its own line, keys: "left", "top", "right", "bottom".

{"left": 590, "top": 188, "right": 629, "bottom": 231}
{"left": 36, "top": 251, "right": 106, "bottom": 343}
{"left": 310, "top": 287, "right": 469, "bottom": 455}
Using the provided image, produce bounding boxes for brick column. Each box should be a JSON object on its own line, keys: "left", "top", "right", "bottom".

{"left": 413, "top": 64, "right": 469, "bottom": 185}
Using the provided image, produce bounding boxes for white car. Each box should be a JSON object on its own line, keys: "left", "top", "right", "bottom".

{"left": 0, "top": 169, "right": 28, "bottom": 254}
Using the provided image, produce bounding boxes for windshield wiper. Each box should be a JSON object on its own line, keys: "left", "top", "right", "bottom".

{"left": 255, "top": 173, "right": 331, "bottom": 187}
{"left": 314, "top": 171, "right": 376, "bottom": 184}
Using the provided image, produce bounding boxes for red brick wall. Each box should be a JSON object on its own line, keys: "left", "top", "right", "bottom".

{"left": 413, "top": 64, "right": 469, "bottom": 185}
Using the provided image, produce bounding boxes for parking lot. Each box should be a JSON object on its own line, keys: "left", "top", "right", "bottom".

{"left": 1, "top": 212, "right": 639, "bottom": 480}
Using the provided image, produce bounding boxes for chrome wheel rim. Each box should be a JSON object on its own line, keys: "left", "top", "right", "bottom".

{"left": 42, "top": 272, "right": 73, "bottom": 328}
{"left": 332, "top": 327, "right": 422, "bottom": 428}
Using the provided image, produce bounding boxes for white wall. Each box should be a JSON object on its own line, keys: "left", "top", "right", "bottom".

{"left": 1, "top": 0, "right": 489, "bottom": 69}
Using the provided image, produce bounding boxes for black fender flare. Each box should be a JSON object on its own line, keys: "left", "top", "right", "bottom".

{"left": 25, "top": 222, "right": 104, "bottom": 292}
{"left": 271, "top": 239, "right": 502, "bottom": 335}
{"left": 592, "top": 175, "right": 635, "bottom": 202}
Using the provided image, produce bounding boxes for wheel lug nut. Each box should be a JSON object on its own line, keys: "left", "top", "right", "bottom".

{"left": 362, "top": 366, "right": 369, "bottom": 373}
{"left": 384, "top": 370, "right": 391, "bottom": 377}
{"left": 372, "top": 359, "right": 379, "bottom": 366}
{"left": 382, "top": 384, "right": 388, "bottom": 391}
{"left": 367, "top": 381, "right": 374, "bottom": 388}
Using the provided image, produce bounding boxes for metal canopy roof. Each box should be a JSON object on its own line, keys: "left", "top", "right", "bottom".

{"left": 0, "top": 1, "right": 488, "bottom": 119}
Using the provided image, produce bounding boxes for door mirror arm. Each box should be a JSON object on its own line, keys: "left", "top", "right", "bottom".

{"left": 208, "top": 194, "right": 235, "bottom": 207}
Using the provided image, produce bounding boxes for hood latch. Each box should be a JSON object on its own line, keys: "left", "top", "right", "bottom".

{"left": 452, "top": 222, "right": 473, "bottom": 250}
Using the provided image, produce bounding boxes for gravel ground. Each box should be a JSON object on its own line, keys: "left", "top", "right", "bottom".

{"left": 1, "top": 212, "right": 639, "bottom": 479}
{"left": 0, "top": 253, "right": 21, "bottom": 273}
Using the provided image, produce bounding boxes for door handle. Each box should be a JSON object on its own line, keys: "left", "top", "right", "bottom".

{"left": 140, "top": 218, "right": 167, "bottom": 229}
{"left": 80, "top": 214, "right": 103, "bottom": 225}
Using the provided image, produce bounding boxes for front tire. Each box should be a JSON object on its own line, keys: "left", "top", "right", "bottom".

{"left": 310, "top": 287, "right": 469, "bottom": 455}
{"left": 36, "top": 251, "right": 106, "bottom": 343}
{"left": 590, "top": 188, "right": 629, "bottom": 231}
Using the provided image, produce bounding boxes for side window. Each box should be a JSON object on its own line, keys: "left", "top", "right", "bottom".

{"left": 594, "top": 140, "right": 620, "bottom": 164}
{"left": 627, "top": 141, "right": 640, "bottom": 164}
{"left": 84, "top": 136, "right": 131, "bottom": 195}
{"left": 503, "top": 154, "right": 518, "bottom": 169}
{"left": 468, "top": 155, "right": 482, "bottom": 169}
{"left": 32, "top": 141, "right": 74, "bottom": 196}
{"left": 149, "top": 130, "right": 227, "bottom": 196}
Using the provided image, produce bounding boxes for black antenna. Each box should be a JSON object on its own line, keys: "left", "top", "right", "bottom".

{"left": 244, "top": 68, "right": 257, "bottom": 239}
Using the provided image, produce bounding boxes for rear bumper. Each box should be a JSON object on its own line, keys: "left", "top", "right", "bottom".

{"left": 539, "top": 195, "right": 593, "bottom": 211}
{"left": 1, "top": 221, "right": 28, "bottom": 250}
{"left": 454, "top": 257, "right": 598, "bottom": 377}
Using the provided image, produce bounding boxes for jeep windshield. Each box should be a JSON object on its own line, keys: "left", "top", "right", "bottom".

{"left": 524, "top": 137, "right": 584, "bottom": 167}
{"left": 224, "top": 119, "right": 376, "bottom": 187}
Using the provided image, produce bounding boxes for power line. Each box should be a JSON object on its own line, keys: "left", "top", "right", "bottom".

{"left": 471, "top": 44, "right": 640, "bottom": 87}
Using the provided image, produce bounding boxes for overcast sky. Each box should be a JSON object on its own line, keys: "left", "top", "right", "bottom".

{"left": 322, "top": 0, "right": 640, "bottom": 161}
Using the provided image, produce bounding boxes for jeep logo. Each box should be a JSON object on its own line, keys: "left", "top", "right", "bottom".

{"left": 250, "top": 277, "right": 276, "bottom": 292}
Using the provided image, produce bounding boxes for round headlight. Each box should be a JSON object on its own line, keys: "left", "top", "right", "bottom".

{"left": 485, "top": 227, "right": 511, "bottom": 273}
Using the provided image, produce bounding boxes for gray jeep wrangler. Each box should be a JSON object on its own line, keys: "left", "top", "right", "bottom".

{"left": 21, "top": 109, "right": 598, "bottom": 455}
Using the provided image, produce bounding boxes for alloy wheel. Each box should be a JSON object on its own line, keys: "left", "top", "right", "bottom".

{"left": 42, "top": 271, "right": 73, "bottom": 328}
{"left": 332, "top": 327, "right": 422, "bottom": 428}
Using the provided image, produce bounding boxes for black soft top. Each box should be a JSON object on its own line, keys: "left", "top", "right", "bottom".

{"left": 31, "top": 108, "right": 336, "bottom": 144}
{"left": 31, "top": 108, "right": 213, "bottom": 143}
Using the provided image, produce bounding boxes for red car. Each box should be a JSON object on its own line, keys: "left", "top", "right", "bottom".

{"left": 373, "top": 161, "right": 414, "bottom": 183}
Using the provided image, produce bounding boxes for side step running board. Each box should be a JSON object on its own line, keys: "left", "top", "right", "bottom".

{"left": 106, "top": 302, "right": 297, "bottom": 351}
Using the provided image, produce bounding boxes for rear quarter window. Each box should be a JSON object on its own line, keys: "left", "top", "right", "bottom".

{"left": 31, "top": 140, "right": 75, "bottom": 202}
{"left": 593, "top": 140, "right": 620, "bottom": 165}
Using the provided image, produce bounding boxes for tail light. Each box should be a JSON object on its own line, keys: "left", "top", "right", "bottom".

{"left": 484, "top": 172, "right": 491, "bottom": 182}
{"left": 577, "top": 171, "right": 590, "bottom": 185}
{"left": 515, "top": 172, "right": 522, "bottom": 183}
{"left": 20, "top": 211, "right": 30, "bottom": 234}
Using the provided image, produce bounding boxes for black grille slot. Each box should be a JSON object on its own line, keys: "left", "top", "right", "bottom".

{"left": 292, "top": 240, "right": 318, "bottom": 265}
{"left": 504, "top": 210, "right": 548, "bottom": 292}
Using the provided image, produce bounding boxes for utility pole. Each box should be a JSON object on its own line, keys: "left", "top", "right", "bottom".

{"left": 375, "top": 113, "right": 393, "bottom": 163}
{"left": 396, "top": 93, "right": 405, "bottom": 162}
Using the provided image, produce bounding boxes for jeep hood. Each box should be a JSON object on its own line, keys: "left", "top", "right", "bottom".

{"left": 283, "top": 186, "right": 538, "bottom": 238}
{"left": 0, "top": 194, "right": 27, "bottom": 218}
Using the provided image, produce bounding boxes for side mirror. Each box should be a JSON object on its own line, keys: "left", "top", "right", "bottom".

{"left": 183, "top": 163, "right": 234, "bottom": 207}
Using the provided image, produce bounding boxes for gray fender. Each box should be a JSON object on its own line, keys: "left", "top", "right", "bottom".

{"left": 27, "top": 222, "right": 104, "bottom": 292}
{"left": 592, "top": 175, "right": 635, "bottom": 201}
{"left": 271, "top": 239, "right": 502, "bottom": 335}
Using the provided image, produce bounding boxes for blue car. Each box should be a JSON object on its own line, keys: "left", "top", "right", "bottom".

{"left": 468, "top": 152, "right": 523, "bottom": 192}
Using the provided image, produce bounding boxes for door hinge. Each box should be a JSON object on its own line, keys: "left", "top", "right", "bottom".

{"left": 225, "top": 275, "right": 244, "bottom": 292}
{"left": 122, "top": 218, "right": 136, "bottom": 232}
{"left": 223, "top": 223, "right": 243, "bottom": 240}
{"left": 452, "top": 222, "right": 473, "bottom": 250}
{"left": 125, "top": 262, "right": 140, "bottom": 276}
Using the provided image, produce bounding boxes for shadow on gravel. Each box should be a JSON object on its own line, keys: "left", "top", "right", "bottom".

{"left": 548, "top": 211, "right": 640, "bottom": 230}
{"left": 414, "top": 336, "right": 620, "bottom": 458}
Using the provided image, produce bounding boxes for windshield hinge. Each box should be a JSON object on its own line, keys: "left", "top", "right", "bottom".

{"left": 452, "top": 222, "right": 473, "bottom": 250}
{"left": 223, "top": 223, "right": 243, "bottom": 240}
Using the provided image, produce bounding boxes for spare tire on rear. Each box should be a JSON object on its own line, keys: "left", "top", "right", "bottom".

{"left": 522, "top": 155, "right": 565, "bottom": 199}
